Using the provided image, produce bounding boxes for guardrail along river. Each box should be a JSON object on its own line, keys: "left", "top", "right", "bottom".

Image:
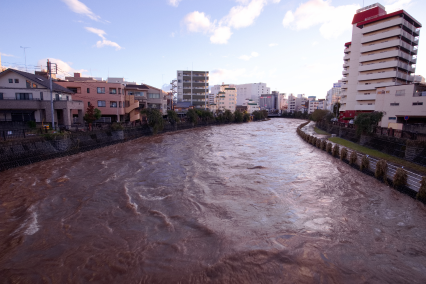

{"left": 1, "top": 119, "right": 426, "bottom": 283}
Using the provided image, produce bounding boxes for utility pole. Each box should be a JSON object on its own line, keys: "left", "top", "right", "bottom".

{"left": 47, "top": 59, "right": 57, "bottom": 130}
{"left": 20, "top": 46, "right": 30, "bottom": 72}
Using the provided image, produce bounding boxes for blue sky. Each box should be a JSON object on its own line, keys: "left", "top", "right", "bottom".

{"left": 1, "top": 0, "right": 425, "bottom": 99}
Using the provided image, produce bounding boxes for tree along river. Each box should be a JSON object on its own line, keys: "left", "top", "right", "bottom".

{"left": 1, "top": 118, "right": 426, "bottom": 283}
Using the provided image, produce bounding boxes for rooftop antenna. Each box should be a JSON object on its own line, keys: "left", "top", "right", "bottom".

{"left": 20, "top": 46, "right": 30, "bottom": 72}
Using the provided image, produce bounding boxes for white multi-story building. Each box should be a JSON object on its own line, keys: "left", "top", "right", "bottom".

{"left": 243, "top": 99, "right": 260, "bottom": 114}
{"left": 235, "top": 83, "right": 270, "bottom": 105}
{"left": 211, "top": 83, "right": 237, "bottom": 112}
{"left": 340, "top": 3, "right": 421, "bottom": 122}
{"left": 177, "top": 70, "right": 209, "bottom": 108}
{"left": 288, "top": 94, "right": 308, "bottom": 113}
{"left": 326, "top": 82, "right": 343, "bottom": 111}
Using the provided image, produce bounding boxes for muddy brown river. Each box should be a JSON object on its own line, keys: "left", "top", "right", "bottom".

{"left": 1, "top": 119, "right": 426, "bottom": 283}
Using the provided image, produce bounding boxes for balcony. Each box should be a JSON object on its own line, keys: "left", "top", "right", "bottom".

{"left": 341, "top": 83, "right": 348, "bottom": 89}
{"left": 359, "top": 50, "right": 416, "bottom": 63}
{"left": 361, "top": 28, "right": 404, "bottom": 44}
{"left": 354, "top": 104, "right": 375, "bottom": 111}
{"left": 359, "top": 60, "right": 416, "bottom": 73}
{"left": 358, "top": 71, "right": 400, "bottom": 81}
{"left": 356, "top": 94, "right": 377, "bottom": 101}
{"left": 341, "top": 77, "right": 348, "bottom": 82}
{"left": 360, "top": 39, "right": 401, "bottom": 53}
{"left": 343, "top": 54, "right": 350, "bottom": 60}
{"left": 343, "top": 62, "right": 350, "bottom": 68}
{"left": 342, "top": 70, "right": 349, "bottom": 75}
{"left": 344, "top": 46, "right": 351, "bottom": 53}
{"left": 357, "top": 82, "right": 398, "bottom": 91}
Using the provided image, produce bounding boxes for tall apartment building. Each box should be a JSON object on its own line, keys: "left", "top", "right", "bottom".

{"left": 326, "top": 82, "right": 343, "bottom": 111}
{"left": 259, "top": 91, "right": 286, "bottom": 111}
{"left": 177, "top": 70, "right": 209, "bottom": 108}
{"left": 235, "top": 83, "right": 270, "bottom": 105}
{"left": 340, "top": 3, "right": 421, "bottom": 122}
{"left": 210, "top": 83, "right": 237, "bottom": 112}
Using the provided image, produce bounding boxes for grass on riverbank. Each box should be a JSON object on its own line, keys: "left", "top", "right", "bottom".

{"left": 314, "top": 127, "right": 329, "bottom": 135}
{"left": 328, "top": 137, "right": 426, "bottom": 176}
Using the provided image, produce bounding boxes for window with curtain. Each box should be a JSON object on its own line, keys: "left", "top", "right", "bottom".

{"left": 98, "top": 100, "right": 106, "bottom": 107}
{"left": 148, "top": 93, "right": 160, "bottom": 99}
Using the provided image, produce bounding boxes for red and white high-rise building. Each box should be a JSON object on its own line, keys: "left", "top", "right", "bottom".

{"left": 339, "top": 3, "right": 421, "bottom": 121}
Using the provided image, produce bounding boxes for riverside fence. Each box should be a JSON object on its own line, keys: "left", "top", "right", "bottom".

{"left": 297, "top": 121, "right": 425, "bottom": 201}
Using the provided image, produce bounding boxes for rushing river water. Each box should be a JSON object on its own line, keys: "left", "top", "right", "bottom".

{"left": 1, "top": 118, "right": 426, "bottom": 283}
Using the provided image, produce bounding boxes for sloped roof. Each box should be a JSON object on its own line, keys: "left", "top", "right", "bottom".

{"left": 0, "top": 68, "right": 74, "bottom": 94}
{"left": 125, "top": 84, "right": 149, "bottom": 90}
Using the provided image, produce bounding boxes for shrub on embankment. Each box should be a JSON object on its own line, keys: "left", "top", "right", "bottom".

{"left": 296, "top": 121, "right": 426, "bottom": 202}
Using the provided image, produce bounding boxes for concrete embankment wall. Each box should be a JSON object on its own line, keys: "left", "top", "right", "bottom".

{"left": 297, "top": 121, "right": 425, "bottom": 202}
{"left": 0, "top": 120, "right": 258, "bottom": 172}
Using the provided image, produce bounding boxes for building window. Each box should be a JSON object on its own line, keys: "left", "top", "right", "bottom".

{"left": 148, "top": 93, "right": 160, "bottom": 99}
{"left": 40, "top": 92, "right": 43, "bottom": 100}
{"left": 55, "top": 94, "right": 60, "bottom": 100}
{"left": 8, "top": 79, "right": 13, "bottom": 83}
{"left": 395, "top": 90, "right": 405, "bottom": 96}
{"left": 0, "top": 93, "right": 3, "bottom": 100}
{"left": 135, "top": 92, "right": 145, "bottom": 97}
{"left": 413, "top": 102, "right": 423, "bottom": 105}
{"left": 16, "top": 93, "right": 33, "bottom": 100}
{"left": 97, "top": 87, "right": 105, "bottom": 94}
{"left": 389, "top": 117, "right": 397, "bottom": 120}
{"left": 119, "top": 88, "right": 121, "bottom": 94}
{"left": 98, "top": 100, "right": 106, "bottom": 107}
{"left": 15, "top": 79, "right": 19, "bottom": 83}
{"left": 110, "top": 88, "right": 117, "bottom": 94}
{"left": 110, "top": 101, "right": 117, "bottom": 108}
{"left": 26, "top": 80, "right": 31, "bottom": 88}
{"left": 88, "top": 102, "right": 91, "bottom": 106}
{"left": 390, "top": 103, "right": 399, "bottom": 106}
{"left": 68, "top": 87, "right": 78, "bottom": 93}
{"left": 32, "top": 83, "right": 37, "bottom": 88}
{"left": 119, "top": 101, "right": 122, "bottom": 108}
{"left": 87, "top": 88, "right": 90, "bottom": 93}
{"left": 67, "top": 96, "right": 70, "bottom": 101}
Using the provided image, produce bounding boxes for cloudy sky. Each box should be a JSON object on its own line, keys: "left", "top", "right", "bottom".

{"left": 1, "top": 0, "right": 425, "bottom": 98}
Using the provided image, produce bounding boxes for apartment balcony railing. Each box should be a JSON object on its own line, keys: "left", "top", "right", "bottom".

{"left": 354, "top": 104, "right": 375, "bottom": 111}
{"left": 343, "top": 62, "right": 350, "bottom": 68}
{"left": 356, "top": 94, "right": 377, "bottom": 101}
{"left": 344, "top": 46, "right": 351, "bottom": 53}
{"left": 359, "top": 50, "right": 416, "bottom": 64}
{"left": 342, "top": 70, "right": 349, "bottom": 75}
{"left": 414, "top": 91, "right": 426, "bottom": 97}
{"left": 361, "top": 17, "right": 420, "bottom": 36}
{"left": 359, "top": 60, "right": 416, "bottom": 73}
{"left": 360, "top": 39, "right": 416, "bottom": 54}
{"left": 356, "top": 81, "right": 401, "bottom": 91}
{"left": 343, "top": 54, "right": 350, "bottom": 60}
{"left": 358, "top": 71, "right": 414, "bottom": 81}
{"left": 361, "top": 28, "right": 418, "bottom": 44}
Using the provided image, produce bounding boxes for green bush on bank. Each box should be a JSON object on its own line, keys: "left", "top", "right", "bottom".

{"left": 349, "top": 150, "right": 357, "bottom": 165}
{"left": 332, "top": 144, "right": 340, "bottom": 158}
{"left": 360, "top": 155, "right": 370, "bottom": 171}
{"left": 416, "top": 177, "right": 426, "bottom": 202}
{"left": 375, "top": 159, "right": 388, "bottom": 183}
{"left": 393, "top": 168, "right": 408, "bottom": 188}
{"left": 340, "top": 147, "right": 348, "bottom": 161}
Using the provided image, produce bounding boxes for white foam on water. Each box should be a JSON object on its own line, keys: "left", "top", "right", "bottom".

{"left": 24, "top": 208, "right": 39, "bottom": 235}
{"left": 124, "top": 183, "right": 139, "bottom": 213}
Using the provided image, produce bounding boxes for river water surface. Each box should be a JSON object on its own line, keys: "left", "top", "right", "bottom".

{"left": 1, "top": 119, "right": 426, "bottom": 283}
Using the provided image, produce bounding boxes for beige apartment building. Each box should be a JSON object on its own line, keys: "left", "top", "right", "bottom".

{"left": 340, "top": 3, "right": 421, "bottom": 122}
{"left": 211, "top": 84, "right": 237, "bottom": 112}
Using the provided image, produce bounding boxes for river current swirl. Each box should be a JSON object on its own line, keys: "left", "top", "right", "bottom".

{"left": 1, "top": 119, "right": 426, "bottom": 283}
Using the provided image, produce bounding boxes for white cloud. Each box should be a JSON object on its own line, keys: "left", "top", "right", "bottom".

{"left": 85, "top": 27, "right": 122, "bottom": 50}
{"left": 61, "top": 0, "right": 101, "bottom": 21}
{"left": 168, "top": 0, "right": 182, "bottom": 7}
{"left": 312, "top": 41, "right": 318, "bottom": 46}
{"left": 183, "top": 0, "right": 280, "bottom": 44}
{"left": 0, "top": 53, "right": 17, "bottom": 57}
{"left": 210, "top": 26, "right": 233, "bottom": 44}
{"left": 170, "top": 32, "right": 175, "bottom": 37}
{"left": 36, "top": 58, "right": 88, "bottom": 79}
{"left": 239, "top": 51, "right": 259, "bottom": 61}
{"left": 210, "top": 68, "right": 247, "bottom": 84}
{"left": 384, "top": 0, "right": 412, "bottom": 13}
{"left": 183, "top": 11, "right": 213, "bottom": 33}
{"left": 282, "top": 0, "right": 360, "bottom": 39}
{"left": 95, "top": 39, "right": 122, "bottom": 50}
{"left": 222, "top": 0, "right": 266, "bottom": 29}
{"left": 269, "top": 43, "right": 278, "bottom": 47}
